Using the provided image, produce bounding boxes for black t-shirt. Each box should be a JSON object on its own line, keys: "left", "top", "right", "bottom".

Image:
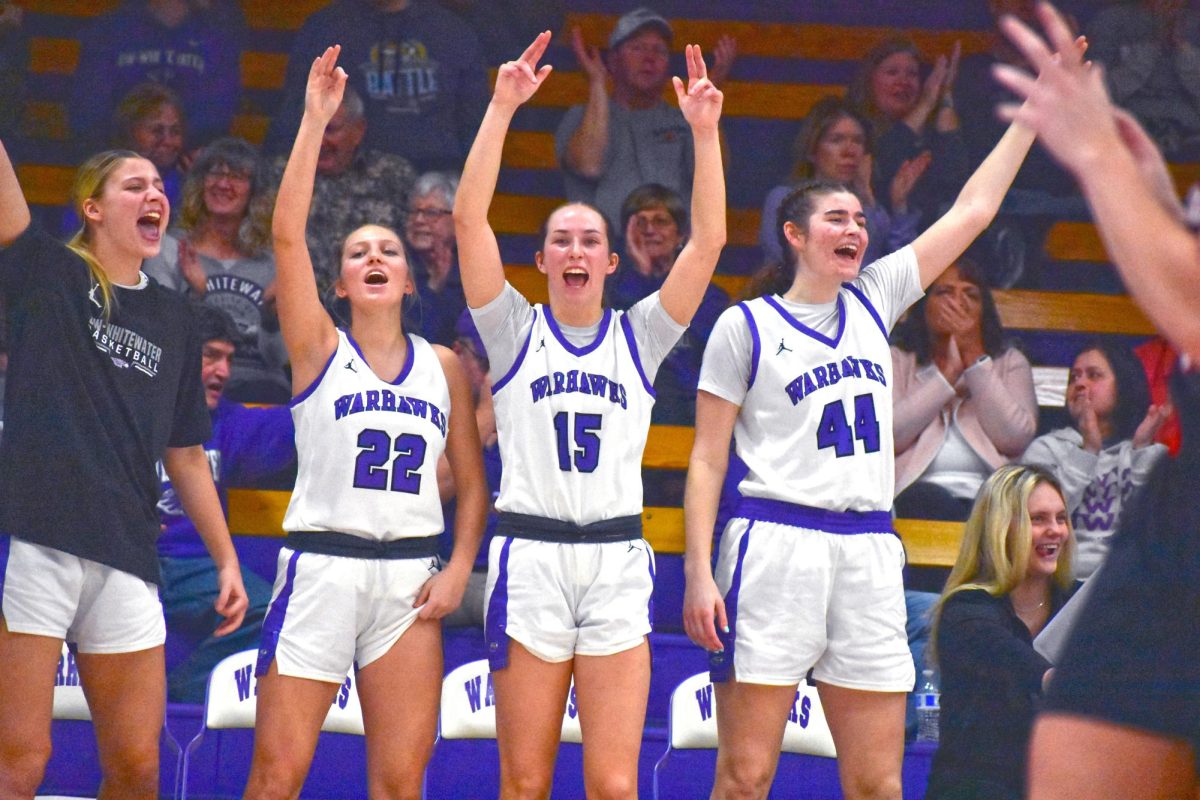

{"left": 0, "top": 225, "right": 210, "bottom": 584}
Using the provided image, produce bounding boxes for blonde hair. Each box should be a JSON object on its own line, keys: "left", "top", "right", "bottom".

{"left": 177, "top": 137, "right": 274, "bottom": 258}
{"left": 932, "top": 465, "right": 1075, "bottom": 656}
{"left": 66, "top": 149, "right": 143, "bottom": 318}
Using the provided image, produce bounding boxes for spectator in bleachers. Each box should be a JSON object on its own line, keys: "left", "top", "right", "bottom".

{"left": 925, "top": 464, "right": 1076, "bottom": 800}
{"left": 759, "top": 96, "right": 928, "bottom": 270}
{"left": 556, "top": 8, "right": 735, "bottom": 232}
{"left": 439, "top": 310, "right": 501, "bottom": 627}
{"left": 610, "top": 182, "right": 729, "bottom": 424}
{"left": 891, "top": 256, "right": 1038, "bottom": 521}
{"left": 157, "top": 302, "right": 291, "bottom": 703}
{"left": 438, "top": 0, "right": 565, "bottom": 63}
{"left": 69, "top": 0, "right": 243, "bottom": 153}
{"left": 847, "top": 37, "right": 969, "bottom": 233}
{"left": 0, "top": 2, "right": 27, "bottom": 144}
{"left": 405, "top": 170, "right": 466, "bottom": 346}
{"left": 953, "top": 0, "right": 1084, "bottom": 288}
{"left": 1021, "top": 341, "right": 1169, "bottom": 579}
{"left": 264, "top": 0, "right": 490, "bottom": 173}
{"left": 1086, "top": 0, "right": 1200, "bottom": 158}
{"left": 269, "top": 85, "right": 417, "bottom": 306}
{"left": 143, "top": 137, "right": 290, "bottom": 403}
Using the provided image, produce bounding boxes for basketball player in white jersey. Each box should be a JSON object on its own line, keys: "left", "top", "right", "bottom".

{"left": 683, "top": 94, "right": 1045, "bottom": 798}
{"left": 244, "top": 47, "right": 487, "bottom": 799}
{"left": 453, "top": 33, "right": 725, "bottom": 799}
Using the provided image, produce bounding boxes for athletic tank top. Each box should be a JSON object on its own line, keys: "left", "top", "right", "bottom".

{"left": 284, "top": 329, "right": 449, "bottom": 540}
{"left": 491, "top": 306, "right": 656, "bottom": 524}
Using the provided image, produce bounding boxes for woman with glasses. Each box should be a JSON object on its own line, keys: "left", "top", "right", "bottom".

{"left": 404, "top": 171, "right": 465, "bottom": 347}
{"left": 143, "top": 137, "right": 290, "bottom": 403}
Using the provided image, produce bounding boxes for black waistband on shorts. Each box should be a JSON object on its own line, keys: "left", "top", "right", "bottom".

{"left": 495, "top": 512, "right": 643, "bottom": 543}
{"left": 286, "top": 531, "right": 441, "bottom": 559}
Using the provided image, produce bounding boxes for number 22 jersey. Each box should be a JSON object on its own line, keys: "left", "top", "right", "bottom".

{"left": 699, "top": 246, "right": 923, "bottom": 513}
{"left": 283, "top": 330, "right": 449, "bottom": 540}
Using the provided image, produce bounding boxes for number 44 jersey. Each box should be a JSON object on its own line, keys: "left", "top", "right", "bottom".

{"left": 284, "top": 330, "right": 449, "bottom": 541}
{"left": 733, "top": 287, "right": 896, "bottom": 513}
{"left": 491, "top": 306, "right": 658, "bottom": 526}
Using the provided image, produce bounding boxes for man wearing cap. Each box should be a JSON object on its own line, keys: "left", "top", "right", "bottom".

{"left": 555, "top": 8, "right": 734, "bottom": 231}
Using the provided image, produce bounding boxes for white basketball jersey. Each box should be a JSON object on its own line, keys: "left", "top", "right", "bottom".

{"left": 735, "top": 288, "right": 895, "bottom": 512}
{"left": 284, "top": 330, "right": 449, "bottom": 540}
{"left": 491, "top": 306, "right": 656, "bottom": 524}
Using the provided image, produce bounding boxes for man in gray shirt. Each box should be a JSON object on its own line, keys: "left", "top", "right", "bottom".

{"left": 555, "top": 7, "right": 733, "bottom": 232}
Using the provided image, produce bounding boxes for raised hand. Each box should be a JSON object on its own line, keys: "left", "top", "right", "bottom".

{"left": 673, "top": 44, "right": 723, "bottom": 131}
{"left": 493, "top": 31, "right": 554, "bottom": 110}
{"left": 571, "top": 26, "right": 607, "bottom": 86}
{"left": 1071, "top": 393, "right": 1104, "bottom": 453}
{"left": 624, "top": 213, "right": 652, "bottom": 275}
{"left": 992, "top": 4, "right": 1110, "bottom": 176}
{"left": 178, "top": 237, "right": 207, "bottom": 296}
{"left": 709, "top": 34, "right": 738, "bottom": 86}
{"left": 936, "top": 333, "right": 965, "bottom": 386}
{"left": 942, "top": 41, "right": 962, "bottom": 102}
{"left": 890, "top": 150, "right": 932, "bottom": 212}
{"left": 305, "top": 45, "right": 348, "bottom": 126}
{"left": 919, "top": 54, "right": 950, "bottom": 112}
{"left": 1113, "top": 108, "right": 1183, "bottom": 219}
{"left": 1132, "top": 402, "right": 1173, "bottom": 449}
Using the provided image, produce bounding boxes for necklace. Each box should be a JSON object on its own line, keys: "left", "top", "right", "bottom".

{"left": 1012, "top": 597, "right": 1047, "bottom": 614}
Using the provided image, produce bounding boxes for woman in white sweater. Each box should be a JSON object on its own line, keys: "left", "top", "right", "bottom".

{"left": 1021, "top": 341, "right": 1169, "bottom": 578}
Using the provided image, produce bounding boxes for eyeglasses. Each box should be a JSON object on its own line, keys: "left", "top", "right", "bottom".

{"left": 205, "top": 167, "right": 252, "bottom": 184}
{"left": 633, "top": 213, "right": 677, "bottom": 231}
{"left": 137, "top": 124, "right": 183, "bottom": 140}
{"left": 409, "top": 207, "right": 452, "bottom": 220}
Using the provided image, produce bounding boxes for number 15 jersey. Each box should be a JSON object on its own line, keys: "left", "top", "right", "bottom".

{"left": 283, "top": 330, "right": 449, "bottom": 541}
{"left": 699, "top": 246, "right": 923, "bottom": 513}
{"left": 489, "top": 300, "right": 664, "bottom": 525}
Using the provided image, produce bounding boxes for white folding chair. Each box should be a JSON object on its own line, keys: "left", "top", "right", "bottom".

{"left": 176, "top": 648, "right": 364, "bottom": 800}
{"left": 651, "top": 672, "right": 837, "bottom": 799}
{"left": 439, "top": 658, "right": 583, "bottom": 743}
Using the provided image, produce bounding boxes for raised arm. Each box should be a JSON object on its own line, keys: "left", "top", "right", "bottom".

{"left": 561, "top": 27, "right": 610, "bottom": 179}
{"left": 995, "top": 3, "right": 1200, "bottom": 360}
{"left": 454, "top": 32, "right": 553, "bottom": 309}
{"left": 0, "top": 138, "right": 31, "bottom": 246}
{"left": 272, "top": 45, "right": 343, "bottom": 392}
{"left": 909, "top": 118, "right": 1035, "bottom": 290}
{"left": 659, "top": 45, "right": 727, "bottom": 326}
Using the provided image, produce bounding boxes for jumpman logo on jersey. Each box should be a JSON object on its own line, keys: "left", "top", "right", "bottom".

{"left": 344, "top": 358, "right": 357, "bottom": 374}
{"left": 776, "top": 338, "right": 793, "bottom": 356}
{"left": 627, "top": 541, "right": 643, "bottom": 553}
{"left": 535, "top": 337, "right": 546, "bottom": 353}
{"left": 88, "top": 283, "right": 103, "bottom": 310}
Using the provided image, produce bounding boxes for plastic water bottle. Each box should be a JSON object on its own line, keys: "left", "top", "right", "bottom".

{"left": 916, "top": 669, "right": 940, "bottom": 742}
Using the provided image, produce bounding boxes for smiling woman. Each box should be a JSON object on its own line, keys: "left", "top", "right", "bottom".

{"left": 0, "top": 141, "right": 248, "bottom": 797}
{"left": 453, "top": 31, "right": 726, "bottom": 798}
{"left": 142, "top": 137, "right": 289, "bottom": 403}
{"left": 925, "top": 464, "right": 1077, "bottom": 800}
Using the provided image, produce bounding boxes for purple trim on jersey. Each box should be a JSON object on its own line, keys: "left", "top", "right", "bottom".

{"left": 842, "top": 282, "right": 889, "bottom": 341}
{"left": 255, "top": 550, "right": 302, "bottom": 677}
{"left": 711, "top": 524, "right": 753, "bottom": 684}
{"left": 644, "top": 543, "right": 656, "bottom": 628}
{"left": 345, "top": 329, "right": 416, "bottom": 385}
{"left": 0, "top": 535, "right": 10, "bottom": 602}
{"left": 619, "top": 313, "right": 656, "bottom": 399}
{"left": 735, "top": 497, "right": 894, "bottom": 535}
{"left": 492, "top": 310, "right": 538, "bottom": 395}
{"left": 289, "top": 348, "right": 339, "bottom": 408}
{"left": 544, "top": 305, "right": 612, "bottom": 357}
{"left": 736, "top": 303, "right": 761, "bottom": 391}
{"left": 762, "top": 294, "right": 846, "bottom": 349}
{"left": 485, "top": 537, "right": 514, "bottom": 671}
